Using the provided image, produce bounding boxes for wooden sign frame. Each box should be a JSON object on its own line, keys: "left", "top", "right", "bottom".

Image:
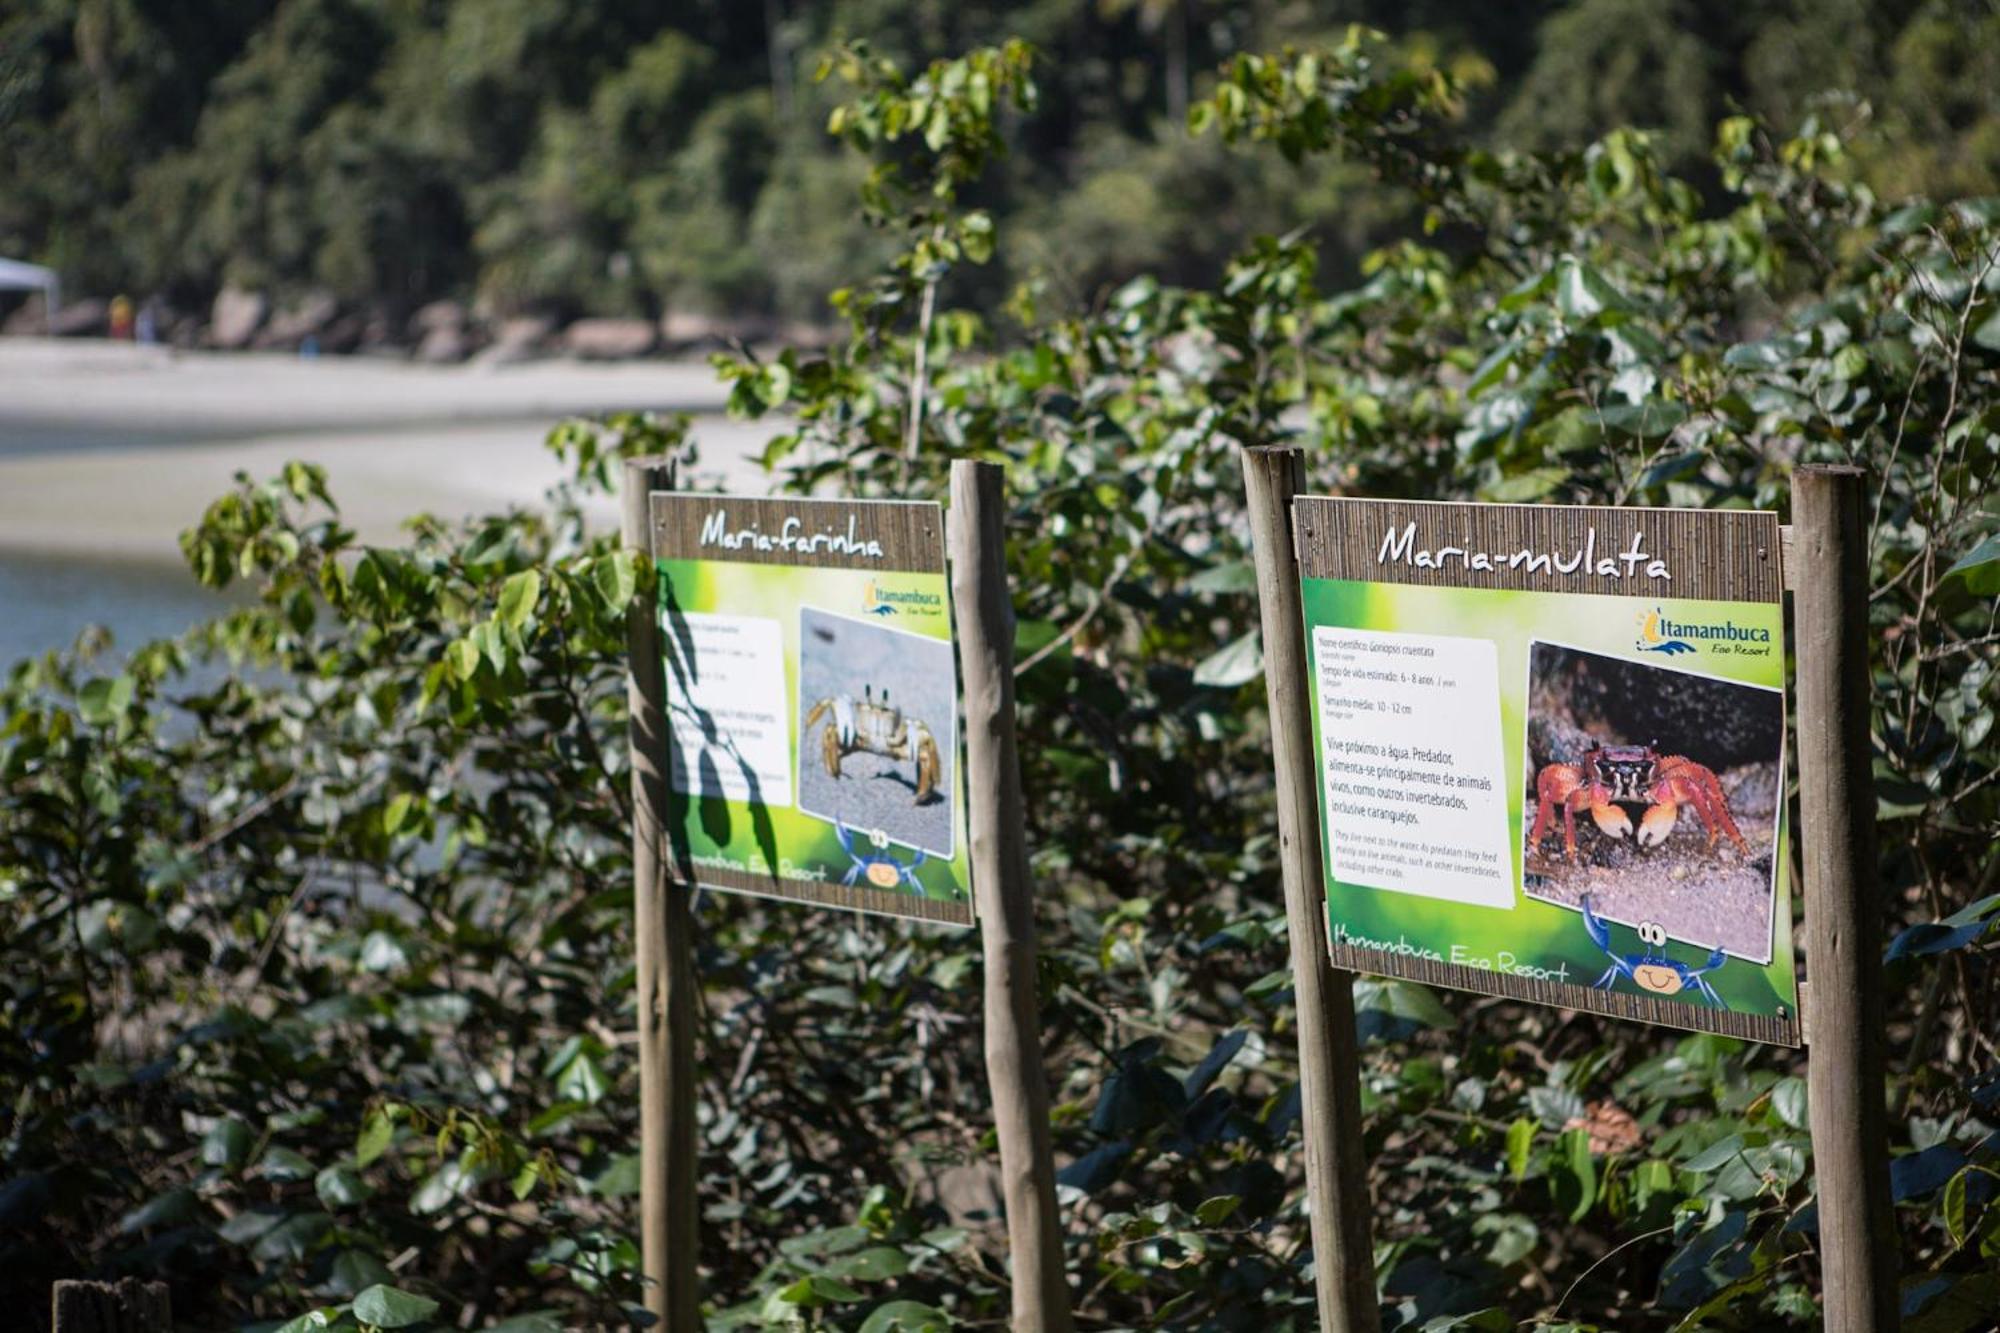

{"left": 621, "top": 464, "right": 1075, "bottom": 1332}
{"left": 1293, "top": 495, "right": 1798, "bottom": 1046}
{"left": 1243, "top": 448, "right": 1896, "bottom": 1333}
{"left": 647, "top": 491, "right": 974, "bottom": 925}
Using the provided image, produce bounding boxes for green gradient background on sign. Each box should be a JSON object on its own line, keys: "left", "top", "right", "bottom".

{"left": 658, "top": 557, "right": 969, "bottom": 907}
{"left": 1302, "top": 578, "right": 1796, "bottom": 1022}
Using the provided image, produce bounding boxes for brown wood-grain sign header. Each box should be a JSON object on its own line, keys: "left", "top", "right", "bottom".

{"left": 652, "top": 493, "right": 946, "bottom": 574}
{"left": 1293, "top": 496, "right": 1784, "bottom": 604}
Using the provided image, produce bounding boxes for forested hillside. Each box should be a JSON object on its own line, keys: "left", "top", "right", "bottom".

{"left": 5, "top": 0, "right": 1999, "bottom": 331}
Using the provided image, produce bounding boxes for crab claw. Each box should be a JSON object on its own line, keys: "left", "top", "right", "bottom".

{"left": 1582, "top": 894, "right": 1611, "bottom": 953}
{"left": 1589, "top": 802, "right": 1634, "bottom": 840}
{"left": 834, "top": 820, "right": 857, "bottom": 857}
{"left": 1637, "top": 799, "right": 1678, "bottom": 847}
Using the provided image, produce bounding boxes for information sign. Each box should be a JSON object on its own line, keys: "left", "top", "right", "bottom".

{"left": 1297, "top": 497, "right": 1797, "bottom": 1043}
{"left": 650, "top": 494, "right": 972, "bottom": 924}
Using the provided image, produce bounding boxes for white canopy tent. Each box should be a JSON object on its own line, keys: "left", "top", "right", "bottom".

{"left": 0, "top": 258, "right": 60, "bottom": 329}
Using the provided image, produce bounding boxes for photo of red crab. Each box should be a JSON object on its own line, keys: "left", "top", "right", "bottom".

{"left": 1528, "top": 741, "right": 1752, "bottom": 865}
{"left": 1521, "top": 642, "right": 1783, "bottom": 967}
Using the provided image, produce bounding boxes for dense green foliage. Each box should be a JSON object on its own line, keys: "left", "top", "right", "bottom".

{"left": 7, "top": 29, "right": 2000, "bottom": 1333}
{"left": 10, "top": 0, "right": 2000, "bottom": 325}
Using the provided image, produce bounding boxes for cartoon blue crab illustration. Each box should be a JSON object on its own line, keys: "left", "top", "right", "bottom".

{"left": 1583, "top": 894, "right": 1729, "bottom": 1006}
{"left": 835, "top": 821, "right": 927, "bottom": 891}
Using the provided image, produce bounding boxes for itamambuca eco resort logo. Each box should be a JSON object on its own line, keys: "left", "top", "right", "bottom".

{"left": 1635, "top": 607, "right": 1773, "bottom": 658}
{"left": 862, "top": 579, "right": 944, "bottom": 619}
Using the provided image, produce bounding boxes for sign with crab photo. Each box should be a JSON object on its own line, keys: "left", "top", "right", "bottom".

{"left": 647, "top": 493, "right": 972, "bottom": 925}
{"left": 1295, "top": 496, "right": 1798, "bottom": 1044}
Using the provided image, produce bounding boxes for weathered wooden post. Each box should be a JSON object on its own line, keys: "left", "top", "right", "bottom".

{"left": 1793, "top": 463, "right": 1898, "bottom": 1331}
{"left": 51, "top": 1279, "right": 169, "bottom": 1333}
{"left": 623, "top": 456, "right": 702, "bottom": 1331}
{"left": 947, "top": 459, "right": 1075, "bottom": 1333}
{"left": 1240, "top": 446, "right": 1381, "bottom": 1333}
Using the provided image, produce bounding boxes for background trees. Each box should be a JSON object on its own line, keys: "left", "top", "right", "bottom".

{"left": 9, "top": 0, "right": 2000, "bottom": 330}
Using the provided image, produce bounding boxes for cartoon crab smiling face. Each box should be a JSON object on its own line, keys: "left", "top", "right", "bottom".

{"left": 1631, "top": 961, "right": 1690, "bottom": 994}
{"left": 834, "top": 821, "right": 927, "bottom": 891}
{"left": 1583, "top": 896, "right": 1729, "bottom": 1006}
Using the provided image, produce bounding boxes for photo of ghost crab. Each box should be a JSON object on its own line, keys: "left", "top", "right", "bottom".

{"left": 1528, "top": 740, "right": 1750, "bottom": 866}
{"left": 802, "top": 684, "right": 943, "bottom": 806}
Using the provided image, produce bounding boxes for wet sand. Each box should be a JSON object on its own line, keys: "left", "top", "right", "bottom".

{"left": 0, "top": 338, "right": 774, "bottom": 556}
{"left": 0, "top": 338, "right": 783, "bottom": 661}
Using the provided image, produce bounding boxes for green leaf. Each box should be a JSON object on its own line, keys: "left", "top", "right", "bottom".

{"left": 273, "top": 1311, "right": 338, "bottom": 1333}
{"left": 1355, "top": 979, "right": 1457, "bottom": 1032}
{"left": 1481, "top": 466, "right": 1569, "bottom": 503}
{"left": 1942, "top": 534, "right": 2000, "bottom": 596}
{"left": 1769, "top": 1076, "right": 1808, "bottom": 1131}
{"left": 555, "top": 1051, "right": 609, "bottom": 1105}
{"left": 1943, "top": 1168, "right": 1968, "bottom": 1247}
{"left": 834, "top": 1245, "right": 913, "bottom": 1280}
{"left": 1194, "top": 1194, "right": 1243, "bottom": 1225}
{"left": 1973, "top": 309, "right": 2000, "bottom": 353}
{"left": 1506, "top": 1118, "right": 1536, "bottom": 1182}
{"left": 1192, "top": 630, "right": 1262, "bottom": 687}
{"left": 253, "top": 1211, "right": 334, "bottom": 1262}
{"left": 77, "top": 674, "right": 135, "bottom": 726}
{"left": 1187, "top": 561, "right": 1257, "bottom": 594}
{"left": 316, "top": 1163, "right": 375, "bottom": 1208}
{"left": 382, "top": 793, "right": 415, "bottom": 836}
{"left": 119, "top": 1187, "right": 198, "bottom": 1234}
{"left": 780, "top": 1274, "right": 866, "bottom": 1306}
{"left": 410, "top": 1157, "right": 472, "bottom": 1215}
{"left": 1554, "top": 257, "right": 1630, "bottom": 321}
{"left": 1723, "top": 338, "right": 1799, "bottom": 369}
{"left": 330, "top": 1248, "right": 396, "bottom": 1298}
{"left": 859, "top": 1301, "right": 953, "bottom": 1332}
{"left": 201, "top": 1118, "right": 254, "bottom": 1168}
{"left": 497, "top": 569, "right": 542, "bottom": 632}
{"left": 1681, "top": 1133, "right": 1750, "bottom": 1172}
{"left": 779, "top": 1225, "right": 872, "bottom": 1259}
{"left": 217, "top": 1209, "right": 283, "bottom": 1246}
{"left": 1550, "top": 1128, "right": 1598, "bottom": 1222}
{"left": 356, "top": 1107, "right": 396, "bottom": 1167}
{"left": 593, "top": 555, "right": 637, "bottom": 608}
{"left": 259, "top": 1145, "right": 316, "bottom": 1181}
{"left": 444, "top": 638, "right": 480, "bottom": 682}
{"left": 351, "top": 1283, "right": 440, "bottom": 1328}
{"left": 360, "top": 930, "right": 408, "bottom": 973}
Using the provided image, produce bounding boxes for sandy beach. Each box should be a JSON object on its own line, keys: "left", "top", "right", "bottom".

{"left": 0, "top": 338, "right": 784, "bottom": 661}
{"left": 0, "top": 338, "right": 778, "bottom": 556}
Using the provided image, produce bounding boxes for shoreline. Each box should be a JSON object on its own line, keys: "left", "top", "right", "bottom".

{"left": 0, "top": 338, "right": 775, "bottom": 561}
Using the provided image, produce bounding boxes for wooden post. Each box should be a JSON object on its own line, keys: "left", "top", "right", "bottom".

{"left": 51, "top": 1280, "right": 169, "bottom": 1333}
{"left": 1240, "top": 446, "right": 1381, "bottom": 1333}
{"left": 624, "top": 457, "right": 702, "bottom": 1332}
{"left": 1794, "top": 464, "right": 1898, "bottom": 1332}
{"left": 947, "top": 460, "right": 1075, "bottom": 1333}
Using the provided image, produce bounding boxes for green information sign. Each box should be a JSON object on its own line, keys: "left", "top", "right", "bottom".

{"left": 649, "top": 493, "right": 972, "bottom": 925}
{"left": 1296, "top": 496, "right": 1798, "bottom": 1044}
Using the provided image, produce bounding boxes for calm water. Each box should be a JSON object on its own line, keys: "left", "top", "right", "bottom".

{"left": 0, "top": 415, "right": 236, "bottom": 667}
{"left": 0, "top": 548, "right": 238, "bottom": 668}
